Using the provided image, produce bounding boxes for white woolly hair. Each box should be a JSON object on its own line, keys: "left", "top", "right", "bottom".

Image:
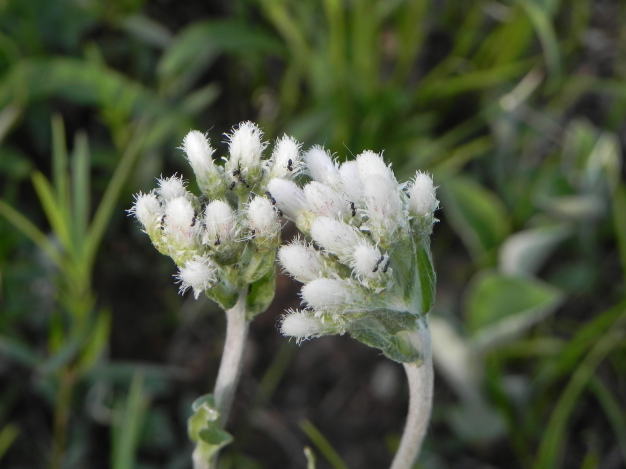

{"left": 226, "top": 121, "right": 266, "bottom": 168}
{"left": 181, "top": 130, "right": 217, "bottom": 175}
{"left": 278, "top": 238, "right": 325, "bottom": 284}
{"left": 157, "top": 175, "right": 187, "bottom": 202}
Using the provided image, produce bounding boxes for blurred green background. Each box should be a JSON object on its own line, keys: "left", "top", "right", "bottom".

{"left": 0, "top": 0, "right": 625, "bottom": 468}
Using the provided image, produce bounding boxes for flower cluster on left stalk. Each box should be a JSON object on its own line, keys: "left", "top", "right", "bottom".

{"left": 129, "top": 122, "right": 302, "bottom": 313}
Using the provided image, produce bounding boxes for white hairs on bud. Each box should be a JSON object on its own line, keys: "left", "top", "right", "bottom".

{"left": 247, "top": 196, "right": 279, "bottom": 238}
{"left": 304, "top": 181, "right": 349, "bottom": 219}
{"left": 280, "top": 309, "right": 334, "bottom": 343}
{"left": 350, "top": 242, "right": 384, "bottom": 280}
{"left": 204, "top": 200, "right": 236, "bottom": 245}
{"left": 164, "top": 196, "right": 197, "bottom": 246}
{"left": 310, "top": 216, "right": 363, "bottom": 258}
{"left": 305, "top": 146, "right": 341, "bottom": 187}
{"left": 226, "top": 121, "right": 266, "bottom": 168}
{"left": 157, "top": 175, "right": 188, "bottom": 202}
{"left": 356, "top": 150, "right": 397, "bottom": 184}
{"left": 408, "top": 172, "right": 438, "bottom": 216}
{"left": 181, "top": 130, "right": 217, "bottom": 176}
{"left": 301, "top": 278, "right": 353, "bottom": 311}
{"left": 338, "top": 160, "right": 363, "bottom": 204}
{"left": 267, "top": 178, "right": 308, "bottom": 220}
{"left": 176, "top": 256, "right": 217, "bottom": 299}
{"left": 270, "top": 135, "right": 303, "bottom": 179}
{"left": 278, "top": 238, "right": 325, "bottom": 283}
{"left": 130, "top": 191, "right": 162, "bottom": 230}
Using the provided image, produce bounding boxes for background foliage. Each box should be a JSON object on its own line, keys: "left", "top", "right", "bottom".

{"left": 0, "top": 0, "right": 625, "bottom": 468}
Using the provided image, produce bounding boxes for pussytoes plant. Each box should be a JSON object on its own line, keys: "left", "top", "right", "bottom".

{"left": 130, "top": 122, "right": 438, "bottom": 469}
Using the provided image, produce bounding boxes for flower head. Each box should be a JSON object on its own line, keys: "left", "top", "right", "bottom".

{"left": 276, "top": 143, "right": 439, "bottom": 362}
{"left": 131, "top": 121, "right": 298, "bottom": 311}
{"left": 176, "top": 256, "right": 218, "bottom": 299}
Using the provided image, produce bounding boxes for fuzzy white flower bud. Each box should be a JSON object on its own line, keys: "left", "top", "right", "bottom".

{"left": 310, "top": 216, "right": 363, "bottom": 259}
{"left": 181, "top": 130, "right": 224, "bottom": 197}
{"left": 131, "top": 191, "right": 162, "bottom": 231}
{"left": 350, "top": 243, "right": 385, "bottom": 280}
{"left": 157, "top": 175, "right": 188, "bottom": 202}
{"left": 408, "top": 172, "right": 438, "bottom": 216}
{"left": 360, "top": 174, "right": 405, "bottom": 239}
{"left": 338, "top": 160, "right": 363, "bottom": 204}
{"left": 304, "top": 181, "right": 349, "bottom": 219}
{"left": 182, "top": 131, "right": 217, "bottom": 177}
{"left": 267, "top": 178, "right": 308, "bottom": 220}
{"left": 164, "top": 196, "right": 198, "bottom": 247}
{"left": 356, "top": 150, "right": 397, "bottom": 184}
{"left": 278, "top": 239, "right": 325, "bottom": 283}
{"left": 280, "top": 309, "right": 336, "bottom": 343}
{"left": 269, "top": 135, "right": 302, "bottom": 179}
{"left": 305, "top": 146, "right": 341, "bottom": 187}
{"left": 247, "top": 196, "right": 279, "bottom": 238}
{"left": 301, "top": 278, "right": 353, "bottom": 311}
{"left": 203, "top": 200, "right": 237, "bottom": 245}
{"left": 227, "top": 121, "right": 266, "bottom": 169}
{"left": 176, "top": 256, "right": 217, "bottom": 299}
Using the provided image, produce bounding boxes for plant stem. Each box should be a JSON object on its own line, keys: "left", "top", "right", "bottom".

{"left": 390, "top": 324, "right": 433, "bottom": 469}
{"left": 50, "top": 368, "right": 76, "bottom": 469}
{"left": 193, "top": 290, "right": 250, "bottom": 469}
{"left": 214, "top": 290, "right": 250, "bottom": 424}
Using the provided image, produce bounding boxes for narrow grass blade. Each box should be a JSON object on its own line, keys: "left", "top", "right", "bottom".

{"left": 0, "top": 424, "right": 19, "bottom": 461}
{"left": 518, "top": 0, "right": 562, "bottom": 81}
{"left": 84, "top": 122, "right": 146, "bottom": 272}
{"left": 588, "top": 376, "right": 626, "bottom": 465}
{"left": 612, "top": 183, "right": 626, "bottom": 290}
{"left": 299, "top": 419, "right": 348, "bottom": 469}
{"left": 0, "top": 199, "right": 63, "bottom": 268}
{"left": 31, "top": 171, "right": 72, "bottom": 253}
{"left": 71, "top": 131, "right": 90, "bottom": 252}
{"left": 51, "top": 115, "right": 69, "bottom": 210}
{"left": 533, "top": 328, "right": 624, "bottom": 469}
{"left": 112, "top": 371, "right": 148, "bottom": 469}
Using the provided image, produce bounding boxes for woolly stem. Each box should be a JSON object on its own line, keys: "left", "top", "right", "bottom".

{"left": 193, "top": 290, "right": 250, "bottom": 469}
{"left": 390, "top": 324, "right": 433, "bottom": 469}
{"left": 213, "top": 290, "right": 250, "bottom": 425}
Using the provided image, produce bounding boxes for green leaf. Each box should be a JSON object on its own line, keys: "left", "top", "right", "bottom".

{"left": 465, "top": 271, "right": 563, "bottom": 350}
{"left": 0, "top": 334, "right": 40, "bottom": 368}
{"left": 304, "top": 446, "right": 317, "bottom": 469}
{"left": 0, "top": 424, "right": 19, "bottom": 462}
{"left": 299, "top": 419, "right": 348, "bottom": 469}
{"left": 613, "top": 184, "right": 626, "bottom": 290}
{"left": 112, "top": 371, "right": 148, "bottom": 469}
{"left": 518, "top": 0, "right": 562, "bottom": 80}
{"left": 31, "top": 171, "right": 72, "bottom": 253}
{"left": 416, "top": 240, "right": 436, "bottom": 314}
{"left": 245, "top": 267, "right": 277, "bottom": 319}
{"left": 440, "top": 176, "right": 511, "bottom": 263}
{"left": 347, "top": 312, "right": 423, "bottom": 363}
{"left": 158, "top": 19, "right": 283, "bottom": 95}
{"left": 77, "top": 309, "right": 111, "bottom": 373}
{"left": 0, "top": 199, "right": 63, "bottom": 268}
{"left": 499, "top": 224, "right": 571, "bottom": 275}
{"left": 70, "top": 131, "right": 90, "bottom": 251}
{"left": 188, "top": 394, "right": 233, "bottom": 465}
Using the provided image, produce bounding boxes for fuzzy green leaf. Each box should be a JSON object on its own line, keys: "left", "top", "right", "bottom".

{"left": 246, "top": 267, "right": 276, "bottom": 319}
{"left": 466, "top": 270, "right": 563, "bottom": 350}
{"left": 347, "top": 312, "right": 422, "bottom": 363}
{"left": 188, "top": 394, "right": 233, "bottom": 464}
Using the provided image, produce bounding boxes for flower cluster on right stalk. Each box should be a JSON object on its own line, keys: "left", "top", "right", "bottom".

{"left": 269, "top": 147, "right": 438, "bottom": 363}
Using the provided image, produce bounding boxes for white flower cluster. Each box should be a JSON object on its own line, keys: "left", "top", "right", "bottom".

{"left": 130, "top": 122, "right": 302, "bottom": 304}
{"left": 270, "top": 146, "right": 439, "bottom": 345}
